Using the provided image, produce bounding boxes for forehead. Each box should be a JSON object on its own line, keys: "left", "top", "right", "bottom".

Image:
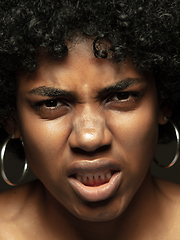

{"left": 17, "top": 39, "right": 154, "bottom": 94}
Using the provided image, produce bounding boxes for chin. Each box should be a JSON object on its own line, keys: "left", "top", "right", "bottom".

{"left": 77, "top": 209, "right": 122, "bottom": 222}
{"left": 71, "top": 197, "right": 125, "bottom": 222}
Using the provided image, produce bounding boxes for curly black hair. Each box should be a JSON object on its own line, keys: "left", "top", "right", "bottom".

{"left": 0, "top": 0, "right": 180, "bottom": 142}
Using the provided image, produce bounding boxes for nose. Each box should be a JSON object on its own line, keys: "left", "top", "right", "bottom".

{"left": 68, "top": 105, "right": 112, "bottom": 152}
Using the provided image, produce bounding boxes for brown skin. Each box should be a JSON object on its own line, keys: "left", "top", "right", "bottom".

{"left": 0, "top": 38, "right": 180, "bottom": 239}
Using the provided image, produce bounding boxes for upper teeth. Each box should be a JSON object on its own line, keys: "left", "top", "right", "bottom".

{"left": 76, "top": 170, "right": 112, "bottom": 184}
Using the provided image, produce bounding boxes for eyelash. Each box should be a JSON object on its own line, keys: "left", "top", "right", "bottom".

{"left": 35, "top": 91, "right": 139, "bottom": 106}
{"left": 33, "top": 98, "right": 69, "bottom": 111}
{"left": 32, "top": 91, "right": 142, "bottom": 119}
{"left": 32, "top": 98, "right": 70, "bottom": 119}
{"left": 106, "top": 91, "right": 141, "bottom": 103}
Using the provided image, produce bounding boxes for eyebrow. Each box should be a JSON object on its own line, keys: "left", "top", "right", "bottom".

{"left": 28, "top": 86, "right": 77, "bottom": 101}
{"left": 97, "top": 77, "right": 144, "bottom": 98}
{"left": 28, "top": 77, "right": 144, "bottom": 100}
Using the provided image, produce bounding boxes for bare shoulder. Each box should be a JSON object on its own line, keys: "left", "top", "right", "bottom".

{"left": 152, "top": 177, "right": 180, "bottom": 239}
{"left": 153, "top": 177, "right": 180, "bottom": 203}
{"left": 0, "top": 180, "right": 43, "bottom": 239}
{"left": 0, "top": 180, "right": 41, "bottom": 214}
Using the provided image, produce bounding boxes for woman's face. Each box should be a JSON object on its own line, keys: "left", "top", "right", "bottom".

{"left": 15, "top": 39, "right": 162, "bottom": 222}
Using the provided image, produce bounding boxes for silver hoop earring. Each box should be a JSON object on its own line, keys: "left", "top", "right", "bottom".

{"left": 0, "top": 135, "right": 29, "bottom": 186}
{"left": 154, "top": 118, "right": 180, "bottom": 168}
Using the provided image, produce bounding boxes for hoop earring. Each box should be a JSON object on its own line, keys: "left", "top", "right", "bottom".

{"left": 154, "top": 118, "right": 180, "bottom": 168}
{"left": 0, "top": 135, "right": 29, "bottom": 186}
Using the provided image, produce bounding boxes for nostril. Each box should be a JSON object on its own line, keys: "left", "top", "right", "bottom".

{"left": 71, "top": 144, "right": 111, "bottom": 155}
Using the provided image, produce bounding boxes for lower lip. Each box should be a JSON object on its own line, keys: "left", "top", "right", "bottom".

{"left": 68, "top": 172, "right": 122, "bottom": 202}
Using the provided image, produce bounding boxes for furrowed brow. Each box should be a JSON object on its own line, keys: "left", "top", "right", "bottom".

{"left": 97, "top": 78, "right": 144, "bottom": 98}
{"left": 28, "top": 86, "right": 77, "bottom": 100}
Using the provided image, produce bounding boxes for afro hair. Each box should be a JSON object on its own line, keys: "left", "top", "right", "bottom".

{"left": 0, "top": 0, "right": 180, "bottom": 142}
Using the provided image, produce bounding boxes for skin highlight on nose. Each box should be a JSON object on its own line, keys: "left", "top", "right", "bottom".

{"left": 69, "top": 124, "right": 112, "bottom": 152}
{"left": 81, "top": 132, "right": 100, "bottom": 144}
{"left": 68, "top": 104, "right": 112, "bottom": 152}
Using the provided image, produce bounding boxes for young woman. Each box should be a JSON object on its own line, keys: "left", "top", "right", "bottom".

{"left": 0, "top": 0, "right": 180, "bottom": 239}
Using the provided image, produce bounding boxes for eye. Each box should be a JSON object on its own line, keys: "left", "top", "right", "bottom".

{"left": 44, "top": 99, "right": 62, "bottom": 108}
{"left": 111, "top": 92, "right": 130, "bottom": 101}
{"left": 105, "top": 91, "right": 142, "bottom": 110}
{"left": 33, "top": 98, "right": 70, "bottom": 119}
{"left": 107, "top": 91, "right": 136, "bottom": 102}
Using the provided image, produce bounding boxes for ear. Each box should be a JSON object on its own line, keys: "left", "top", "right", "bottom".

{"left": 2, "top": 114, "right": 21, "bottom": 139}
{"left": 158, "top": 99, "right": 173, "bottom": 125}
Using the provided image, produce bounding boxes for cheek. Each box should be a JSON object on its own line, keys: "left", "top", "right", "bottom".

{"left": 105, "top": 105, "right": 159, "bottom": 210}
{"left": 120, "top": 113, "right": 158, "bottom": 153}
{"left": 18, "top": 112, "right": 72, "bottom": 181}
{"left": 107, "top": 101, "right": 159, "bottom": 171}
{"left": 18, "top": 112, "right": 80, "bottom": 211}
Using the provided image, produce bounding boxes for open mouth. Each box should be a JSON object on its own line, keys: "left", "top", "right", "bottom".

{"left": 71, "top": 170, "right": 116, "bottom": 187}
{"left": 67, "top": 159, "right": 122, "bottom": 202}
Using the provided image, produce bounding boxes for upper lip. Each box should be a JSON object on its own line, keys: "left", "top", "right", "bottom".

{"left": 67, "top": 158, "right": 121, "bottom": 177}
